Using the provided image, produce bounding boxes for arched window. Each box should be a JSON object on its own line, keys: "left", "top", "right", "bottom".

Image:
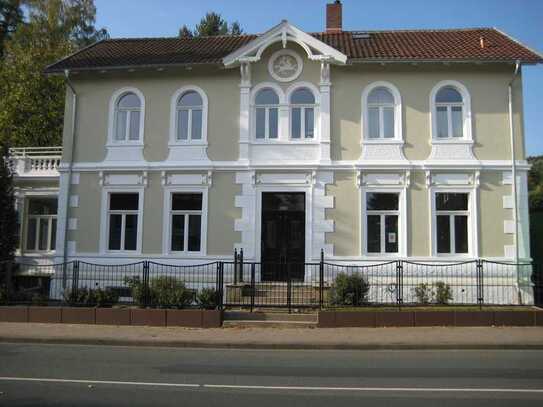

{"left": 255, "top": 88, "right": 279, "bottom": 140}
{"left": 367, "top": 87, "right": 394, "bottom": 139}
{"left": 176, "top": 91, "right": 203, "bottom": 141}
{"left": 114, "top": 92, "right": 142, "bottom": 142}
{"left": 290, "top": 87, "right": 315, "bottom": 139}
{"left": 435, "top": 86, "right": 463, "bottom": 139}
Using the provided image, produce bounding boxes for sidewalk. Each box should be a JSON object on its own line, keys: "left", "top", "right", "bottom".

{"left": 1, "top": 322, "right": 543, "bottom": 349}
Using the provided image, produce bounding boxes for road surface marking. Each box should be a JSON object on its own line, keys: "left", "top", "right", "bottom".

{"left": 0, "top": 377, "right": 542, "bottom": 394}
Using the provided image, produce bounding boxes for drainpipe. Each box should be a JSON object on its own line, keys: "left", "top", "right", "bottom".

{"left": 62, "top": 69, "right": 77, "bottom": 265}
{"left": 508, "top": 60, "right": 521, "bottom": 302}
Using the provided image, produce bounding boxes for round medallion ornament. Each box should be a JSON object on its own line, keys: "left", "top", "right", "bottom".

{"left": 268, "top": 50, "right": 303, "bottom": 82}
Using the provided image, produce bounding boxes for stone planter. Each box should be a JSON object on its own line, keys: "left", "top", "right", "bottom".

{"left": 454, "top": 311, "right": 494, "bottom": 326}
{"left": 415, "top": 311, "right": 455, "bottom": 327}
{"left": 130, "top": 308, "right": 166, "bottom": 327}
{"left": 376, "top": 311, "right": 415, "bottom": 327}
{"left": 166, "top": 309, "right": 202, "bottom": 327}
{"left": 61, "top": 307, "right": 96, "bottom": 324}
{"left": 0, "top": 306, "right": 28, "bottom": 323}
{"left": 95, "top": 308, "right": 131, "bottom": 326}
{"left": 28, "top": 307, "right": 62, "bottom": 323}
{"left": 202, "top": 310, "right": 222, "bottom": 328}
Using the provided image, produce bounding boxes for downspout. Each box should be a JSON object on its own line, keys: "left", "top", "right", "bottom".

{"left": 62, "top": 69, "right": 77, "bottom": 265}
{"left": 508, "top": 60, "right": 521, "bottom": 302}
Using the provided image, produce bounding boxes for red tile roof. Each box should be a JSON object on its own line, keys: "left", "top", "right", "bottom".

{"left": 45, "top": 28, "right": 542, "bottom": 73}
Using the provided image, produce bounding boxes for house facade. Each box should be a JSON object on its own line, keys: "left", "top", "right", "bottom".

{"left": 10, "top": 2, "right": 542, "bottom": 303}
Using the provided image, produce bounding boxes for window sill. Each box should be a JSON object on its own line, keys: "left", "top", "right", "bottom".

{"left": 362, "top": 139, "right": 404, "bottom": 145}
{"left": 251, "top": 140, "right": 320, "bottom": 145}
{"left": 431, "top": 139, "right": 473, "bottom": 145}
{"left": 168, "top": 141, "right": 208, "bottom": 147}
{"left": 106, "top": 142, "right": 144, "bottom": 147}
{"left": 165, "top": 251, "right": 205, "bottom": 257}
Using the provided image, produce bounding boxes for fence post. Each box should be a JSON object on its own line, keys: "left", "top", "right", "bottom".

{"left": 319, "top": 249, "right": 324, "bottom": 309}
{"left": 62, "top": 261, "right": 67, "bottom": 290}
{"left": 234, "top": 249, "right": 238, "bottom": 284}
{"left": 5, "top": 262, "right": 14, "bottom": 298}
{"left": 477, "top": 260, "right": 484, "bottom": 309}
{"left": 216, "top": 262, "right": 223, "bottom": 310}
{"left": 250, "top": 263, "right": 256, "bottom": 312}
{"left": 142, "top": 261, "right": 150, "bottom": 307}
{"left": 239, "top": 248, "right": 244, "bottom": 283}
{"left": 71, "top": 261, "right": 80, "bottom": 300}
{"left": 396, "top": 260, "right": 403, "bottom": 310}
{"left": 287, "top": 263, "right": 292, "bottom": 314}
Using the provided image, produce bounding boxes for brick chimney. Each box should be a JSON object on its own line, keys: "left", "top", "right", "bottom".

{"left": 326, "top": 1, "right": 342, "bottom": 33}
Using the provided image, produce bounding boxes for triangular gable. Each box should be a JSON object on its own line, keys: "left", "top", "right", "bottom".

{"left": 223, "top": 20, "right": 347, "bottom": 67}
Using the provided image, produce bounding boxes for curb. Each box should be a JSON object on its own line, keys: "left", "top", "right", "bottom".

{"left": 2, "top": 337, "right": 543, "bottom": 350}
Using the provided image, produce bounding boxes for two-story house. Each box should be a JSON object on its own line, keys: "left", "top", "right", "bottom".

{"left": 11, "top": 1, "right": 542, "bottom": 303}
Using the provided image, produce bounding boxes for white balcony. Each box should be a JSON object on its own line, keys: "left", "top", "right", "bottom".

{"left": 9, "top": 147, "right": 62, "bottom": 179}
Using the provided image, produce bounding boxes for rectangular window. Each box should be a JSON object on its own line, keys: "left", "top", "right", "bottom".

{"left": 304, "top": 108, "right": 314, "bottom": 138}
{"left": 435, "top": 192, "right": 469, "bottom": 254}
{"left": 365, "top": 192, "right": 399, "bottom": 254}
{"left": 382, "top": 107, "right": 394, "bottom": 139}
{"left": 368, "top": 107, "right": 380, "bottom": 139}
{"left": 170, "top": 193, "right": 203, "bottom": 253}
{"left": 191, "top": 109, "right": 202, "bottom": 140}
{"left": 451, "top": 106, "right": 463, "bottom": 138}
{"left": 255, "top": 108, "right": 266, "bottom": 139}
{"left": 26, "top": 197, "right": 58, "bottom": 252}
{"left": 128, "top": 111, "right": 140, "bottom": 141}
{"left": 115, "top": 110, "right": 128, "bottom": 141}
{"left": 177, "top": 110, "right": 189, "bottom": 140}
{"left": 291, "top": 107, "right": 301, "bottom": 139}
{"left": 436, "top": 106, "right": 448, "bottom": 138}
{"left": 268, "top": 108, "right": 278, "bottom": 139}
{"left": 107, "top": 193, "right": 139, "bottom": 251}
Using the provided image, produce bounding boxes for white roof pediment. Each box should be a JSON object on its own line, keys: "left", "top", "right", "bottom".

{"left": 223, "top": 20, "right": 347, "bottom": 67}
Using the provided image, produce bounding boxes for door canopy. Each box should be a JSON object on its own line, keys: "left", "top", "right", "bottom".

{"left": 223, "top": 20, "right": 347, "bottom": 67}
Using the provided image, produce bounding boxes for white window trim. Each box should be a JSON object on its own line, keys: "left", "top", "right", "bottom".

{"left": 169, "top": 86, "right": 208, "bottom": 146}
{"left": 100, "top": 187, "right": 144, "bottom": 255}
{"left": 162, "top": 186, "right": 208, "bottom": 256}
{"left": 360, "top": 186, "right": 407, "bottom": 257}
{"left": 429, "top": 187, "right": 478, "bottom": 258}
{"left": 361, "top": 81, "right": 403, "bottom": 144}
{"left": 286, "top": 82, "right": 320, "bottom": 142}
{"left": 429, "top": 80, "right": 472, "bottom": 143}
{"left": 107, "top": 87, "right": 145, "bottom": 146}
{"left": 250, "top": 82, "right": 286, "bottom": 143}
{"left": 26, "top": 213, "right": 57, "bottom": 253}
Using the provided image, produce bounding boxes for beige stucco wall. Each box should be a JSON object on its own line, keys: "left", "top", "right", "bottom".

{"left": 330, "top": 63, "right": 525, "bottom": 161}
{"left": 65, "top": 170, "right": 240, "bottom": 256}
{"left": 61, "top": 51, "right": 525, "bottom": 165}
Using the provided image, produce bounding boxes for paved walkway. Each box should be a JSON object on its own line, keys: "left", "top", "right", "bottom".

{"left": 1, "top": 323, "right": 543, "bottom": 349}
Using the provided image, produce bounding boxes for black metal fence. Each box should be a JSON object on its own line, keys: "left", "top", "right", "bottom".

{"left": 1, "top": 250, "right": 542, "bottom": 310}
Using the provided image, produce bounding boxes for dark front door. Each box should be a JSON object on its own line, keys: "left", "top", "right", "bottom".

{"left": 261, "top": 192, "right": 305, "bottom": 281}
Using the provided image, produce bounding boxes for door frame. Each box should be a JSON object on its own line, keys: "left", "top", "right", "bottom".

{"left": 255, "top": 186, "right": 312, "bottom": 264}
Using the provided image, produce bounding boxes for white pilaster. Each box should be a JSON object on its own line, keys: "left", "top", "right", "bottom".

{"left": 319, "top": 62, "right": 331, "bottom": 163}
{"left": 239, "top": 62, "right": 251, "bottom": 163}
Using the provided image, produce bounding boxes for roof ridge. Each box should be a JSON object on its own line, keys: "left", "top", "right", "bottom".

{"left": 104, "top": 34, "right": 257, "bottom": 42}
{"left": 343, "top": 27, "right": 495, "bottom": 34}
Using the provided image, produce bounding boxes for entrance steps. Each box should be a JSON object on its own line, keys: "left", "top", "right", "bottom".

{"left": 222, "top": 310, "right": 317, "bottom": 328}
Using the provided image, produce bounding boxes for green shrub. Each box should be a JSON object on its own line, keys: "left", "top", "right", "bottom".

{"left": 414, "top": 283, "right": 433, "bottom": 304}
{"left": 125, "top": 276, "right": 194, "bottom": 308}
{"left": 150, "top": 276, "right": 193, "bottom": 309}
{"left": 197, "top": 288, "right": 218, "bottom": 309}
{"left": 329, "top": 272, "right": 370, "bottom": 306}
{"left": 31, "top": 293, "right": 48, "bottom": 306}
{"left": 413, "top": 281, "right": 453, "bottom": 305}
{"left": 0, "top": 285, "right": 7, "bottom": 305}
{"left": 63, "top": 287, "right": 119, "bottom": 307}
{"left": 434, "top": 281, "right": 453, "bottom": 305}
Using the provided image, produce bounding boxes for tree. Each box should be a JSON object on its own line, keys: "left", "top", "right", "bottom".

{"left": 0, "top": 144, "right": 17, "bottom": 264}
{"left": 528, "top": 156, "right": 543, "bottom": 211}
{"left": 0, "top": 0, "right": 23, "bottom": 57}
{"left": 180, "top": 12, "right": 243, "bottom": 38}
{"left": 178, "top": 24, "right": 193, "bottom": 39}
{"left": 0, "top": 0, "right": 108, "bottom": 147}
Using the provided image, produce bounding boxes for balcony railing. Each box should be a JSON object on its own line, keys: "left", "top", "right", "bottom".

{"left": 9, "top": 147, "right": 62, "bottom": 178}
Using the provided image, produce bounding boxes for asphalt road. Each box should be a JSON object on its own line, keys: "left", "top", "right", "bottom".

{"left": 0, "top": 343, "right": 542, "bottom": 406}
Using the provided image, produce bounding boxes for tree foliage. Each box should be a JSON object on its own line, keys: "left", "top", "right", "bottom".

{"left": 528, "top": 155, "right": 543, "bottom": 211}
{"left": 179, "top": 11, "right": 243, "bottom": 38}
{"left": 0, "top": 143, "right": 17, "bottom": 263}
{"left": 0, "top": 0, "right": 108, "bottom": 147}
{"left": 0, "top": 0, "right": 23, "bottom": 57}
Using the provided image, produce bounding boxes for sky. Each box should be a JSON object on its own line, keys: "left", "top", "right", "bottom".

{"left": 94, "top": 0, "right": 543, "bottom": 156}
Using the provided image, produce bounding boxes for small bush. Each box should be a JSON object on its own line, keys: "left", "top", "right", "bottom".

{"left": 413, "top": 281, "right": 453, "bottom": 305}
{"left": 434, "top": 281, "right": 453, "bottom": 305}
{"left": 124, "top": 276, "right": 146, "bottom": 305}
{"left": 31, "top": 293, "right": 48, "bottom": 306}
{"left": 63, "top": 287, "right": 119, "bottom": 307}
{"left": 414, "top": 283, "right": 433, "bottom": 304}
{"left": 150, "top": 276, "right": 193, "bottom": 309}
{"left": 197, "top": 288, "right": 218, "bottom": 309}
{"left": 329, "top": 272, "right": 370, "bottom": 306}
{"left": 0, "top": 285, "right": 7, "bottom": 305}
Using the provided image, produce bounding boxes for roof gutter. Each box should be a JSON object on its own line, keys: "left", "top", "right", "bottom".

{"left": 62, "top": 69, "right": 77, "bottom": 266}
